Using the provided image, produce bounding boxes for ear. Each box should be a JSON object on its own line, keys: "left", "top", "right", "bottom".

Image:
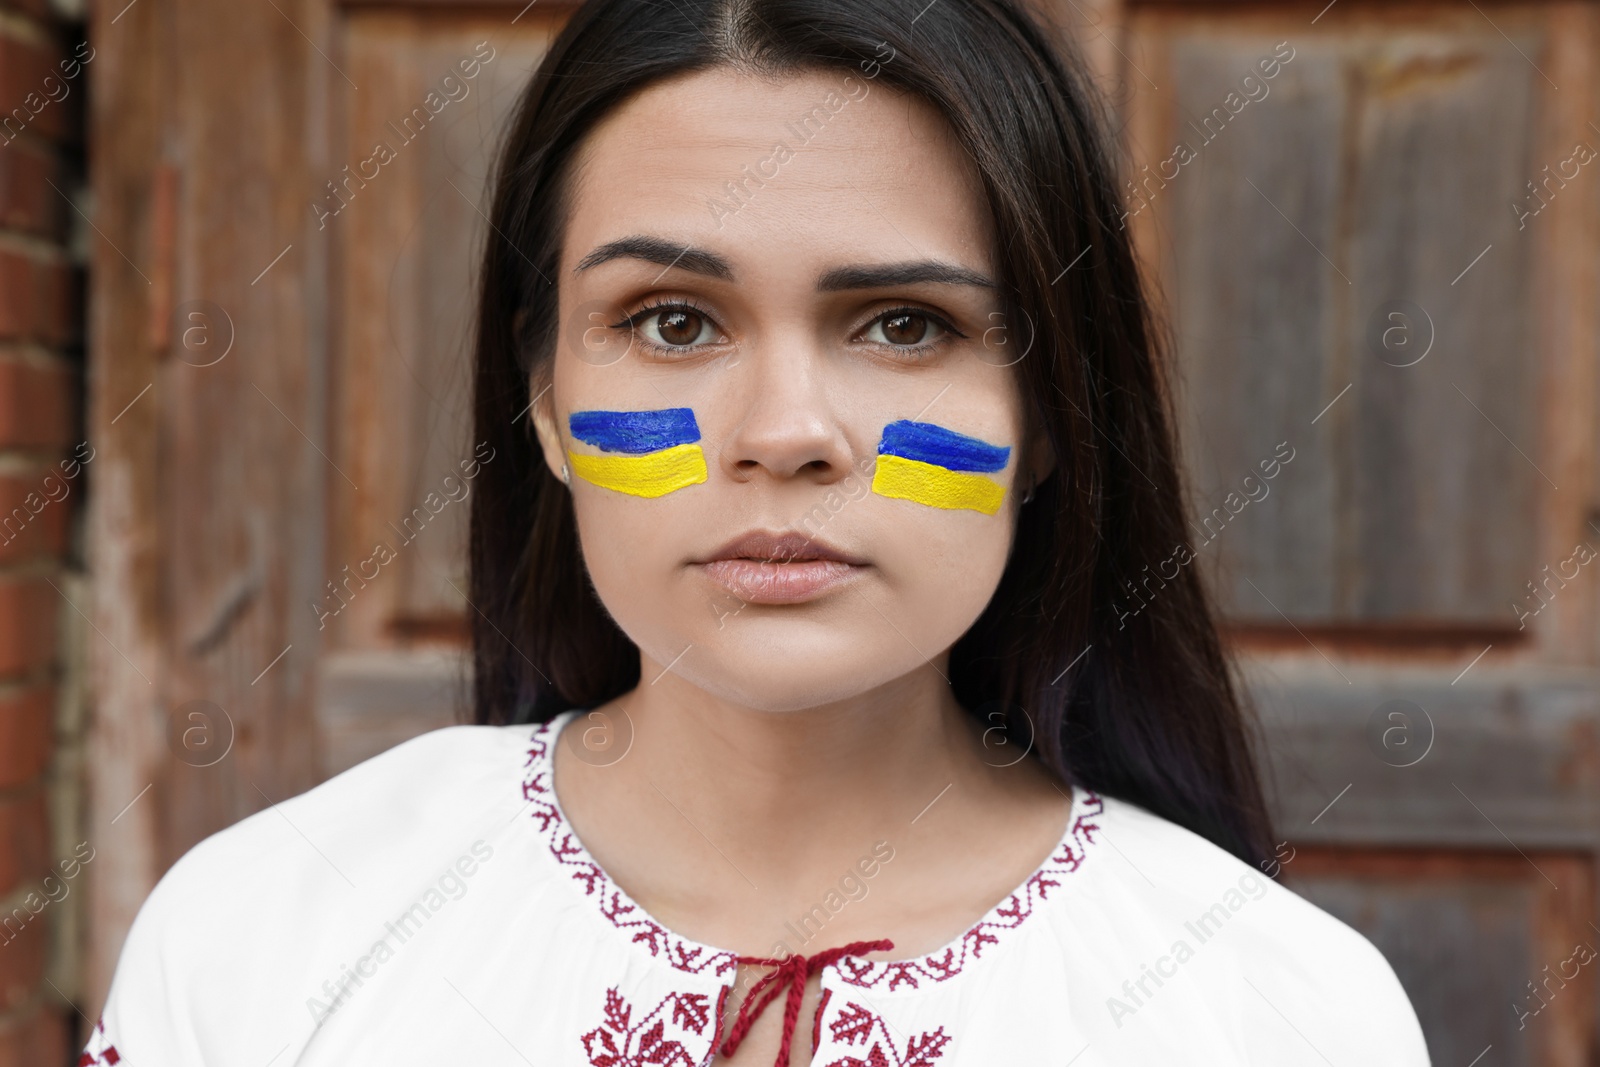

{"left": 526, "top": 366, "right": 568, "bottom": 484}
{"left": 1024, "top": 425, "right": 1056, "bottom": 492}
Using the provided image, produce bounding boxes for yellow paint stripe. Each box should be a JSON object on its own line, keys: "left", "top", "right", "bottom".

{"left": 871, "top": 453, "right": 1006, "bottom": 515}
{"left": 567, "top": 443, "right": 708, "bottom": 498}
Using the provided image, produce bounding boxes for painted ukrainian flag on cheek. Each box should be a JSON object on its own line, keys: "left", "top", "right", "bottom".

{"left": 566, "top": 407, "right": 708, "bottom": 498}
{"left": 871, "top": 419, "right": 1012, "bottom": 515}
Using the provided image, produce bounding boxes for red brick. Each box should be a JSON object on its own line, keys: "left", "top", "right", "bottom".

{"left": 0, "top": 35, "right": 72, "bottom": 144}
{"left": 0, "top": 785, "right": 46, "bottom": 898}
{"left": 0, "top": 360, "right": 72, "bottom": 447}
{"left": 0, "top": 254, "right": 73, "bottom": 345}
{"left": 0, "top": 578, "right": 56, "bottom": 678}
{"left": 0, "top": 141, "right": 59, "bottom": 238}
{"left": 0, "top": 471, "right": 70, "bottom": 564}
{"left": 0, "top": 686, "right": 50, "bottom": 790}
{"left": 0, "top": 0, "right": 52, "bottom": 21}
{"left": 0, "top": 1002, "right": 67, "bottom": 1067}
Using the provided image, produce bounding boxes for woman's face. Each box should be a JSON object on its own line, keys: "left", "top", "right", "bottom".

{"left": 532, "top": 65, "right": 1049, "bottom": 711}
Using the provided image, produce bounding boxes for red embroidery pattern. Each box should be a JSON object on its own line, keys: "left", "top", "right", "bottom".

{"left": 581, "top": 986, "right": 724, "bottom": 1067}
{"left": 77, "top": 1015, "right": 121, "bottom": 1065}
{"left": 522, "top": 716, "right": 739, "bottom": 978}
{"left": 823, "top": 1000, "right": 950, "bottom": 1066}
{"left": 833, "top": 792, "right": 1105, "bottom": 992}
{"left": 812, "top": 987, "right": 834, "bottom": 1054}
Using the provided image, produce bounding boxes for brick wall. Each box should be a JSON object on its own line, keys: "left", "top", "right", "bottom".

{"left": 0, "top": 0, "right": 85, "bottom": 1063}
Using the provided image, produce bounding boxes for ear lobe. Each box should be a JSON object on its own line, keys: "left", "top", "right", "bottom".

{"left": 1026, "top": 431, "right": 1057, "bottom": 487}
{"left": 526, "top": 376, "right": 566, "bottom": 483}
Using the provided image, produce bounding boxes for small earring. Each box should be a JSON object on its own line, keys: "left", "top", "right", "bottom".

{"left": 1021, "top": 479, "right": 1035, "bottom": 505}
{"left": 560, "top": 462, "right": 570, "bottom": 485}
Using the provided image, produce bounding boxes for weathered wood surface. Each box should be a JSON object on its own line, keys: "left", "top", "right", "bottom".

{"left": 1290, "top": 849, "right": 1596, "bottom": 1067}
{"left": 330, "top": 10, "right": 559, "bottom": 649}
{"left": 1126, "top": 5, "right": 1597, "bottom": 637}
{"left": 84, "top": 0, "right": 565, "bottom": 1017}
{"left": 86, "top": 0, "right": 334, "bottom": 1010}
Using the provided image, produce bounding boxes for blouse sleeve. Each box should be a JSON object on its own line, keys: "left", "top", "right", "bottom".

{"left": 77, "top": 794, "right": 343, "bottom": 1067}
{"left": 75, "top": 723, "right": 527, "bottom": 1067}
{"left": 79, "top": 853, "right": 205, "bottom": 1066}
{"left": 75, "top": 770, "right": 334, "bottom": 1067}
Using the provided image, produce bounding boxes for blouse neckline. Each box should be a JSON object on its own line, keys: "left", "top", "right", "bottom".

{"left": 519, "top": 708, "right": 1107, "bottom": 992}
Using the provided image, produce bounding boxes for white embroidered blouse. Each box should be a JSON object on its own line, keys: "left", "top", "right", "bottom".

{"left": 82, "top": 709, "right": 1431, "bottom": 1066}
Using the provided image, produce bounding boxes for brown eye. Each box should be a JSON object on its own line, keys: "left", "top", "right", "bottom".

{"left": 881, "top": 312, "right": 929, "bottom": 345}
{"left": 864, "top": 308, "right": 953, "bottom": 350}
{"left": 655, "top": 308, "right": 704, "bottom": 346}
{"left": 627, "top": 304, "right": 719, "bottom": 350}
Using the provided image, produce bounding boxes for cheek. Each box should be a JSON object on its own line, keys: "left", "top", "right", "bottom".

{"left": 856, "top": 415, "right": 1020, "bottom": 648}
{"left": 565, "top": 407, "right": 709, "bottom": 498}
{"left": 569, "top": 488, "right": 695, "bottom": 637}
{"left": 559, "top": 400, "right": 719, "bottom": 661}
{"left": 867, "top": 419, "right": 1013, "bottom": 515}
{"left": 872, "top": 502, "right": 1014, "bottom": 633}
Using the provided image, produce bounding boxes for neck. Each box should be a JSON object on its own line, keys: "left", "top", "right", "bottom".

{"left": 612, "top": 652, "right": 981, "bottom": 870}
{"left": 549, "top": 647, "right": 1073, "bottom": 961}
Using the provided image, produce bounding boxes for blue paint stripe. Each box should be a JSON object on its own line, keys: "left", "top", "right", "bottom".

{"left": 568, "top": 408, "right": 701, "bottom": 454}
{"left": 877, "top": 419, "right": 1010, "bottom": 473}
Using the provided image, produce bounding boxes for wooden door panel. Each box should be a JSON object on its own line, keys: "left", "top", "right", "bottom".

{"left": 330, "top": 9, "right": 562, "bottom": 650}
{"left": 1127, "top": 5, "right": 1560, "bottom": 627}
{"left": 1289, "top": 849, "right": 1597, "bottom": 1066}
{"left": 1122, "top": 4, "right": 1600, "bottom": 1064}
{"left": 316, "top": 8, "right": 566, "bottom": 768}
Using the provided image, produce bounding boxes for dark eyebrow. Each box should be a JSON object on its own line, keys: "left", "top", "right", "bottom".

{"left": 574, "top": 235, "right": 996, "bottom": 292}
{"left": 816, "top": 261, "right": 997, "bottom": 292}
{"left": 574, "top": 236, "right": 734, "bottom": 280}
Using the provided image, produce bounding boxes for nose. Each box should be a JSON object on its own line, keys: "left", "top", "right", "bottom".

{"left": 715, "top": 338, "right": 858, "bottom": 487}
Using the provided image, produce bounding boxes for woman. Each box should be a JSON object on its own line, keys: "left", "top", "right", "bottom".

{"left": 83, "top": 0, "right": 1430, "bottom": 1063}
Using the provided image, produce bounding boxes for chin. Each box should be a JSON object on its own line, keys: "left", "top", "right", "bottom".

{"left": 667, "top": 645, "right": 922, "bottom": 713}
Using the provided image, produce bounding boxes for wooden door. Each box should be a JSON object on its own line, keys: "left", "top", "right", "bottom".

{"left": 1119, "top": 2, "right": 1600, "bottom": 1062}
{"left": 84, "top": 0, "right": 572, "bottom": 1016}
{"left": 87, "top": 1, "right": 1600, "bottom": 1062}
{"left": 317, "top": 6, "right": 565, "bottom": 775}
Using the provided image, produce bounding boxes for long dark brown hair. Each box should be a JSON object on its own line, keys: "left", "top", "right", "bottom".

{"left": 467, "top": 0, "right": 1274, "bottom": 867}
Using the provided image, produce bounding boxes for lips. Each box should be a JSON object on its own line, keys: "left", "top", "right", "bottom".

{"left": 698, "top": 530, "right": 868, "bottom": 566}
{"left": 694, "top": 530, "right": 869, "bottom": 604}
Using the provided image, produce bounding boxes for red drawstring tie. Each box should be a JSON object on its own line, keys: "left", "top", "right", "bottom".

{"left": 718, "top": 938, "right": 894, "bottom": 1067}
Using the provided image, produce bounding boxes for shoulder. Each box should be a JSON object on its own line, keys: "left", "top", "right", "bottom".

{"left": 93, "top": 721, "right": 542, "bottom": 1064}
{"left": 156, "top": 721, "right": 537, "bottom": 897}
{"left": 1065, "top": 789, "right": 1430, "bottom": 1063}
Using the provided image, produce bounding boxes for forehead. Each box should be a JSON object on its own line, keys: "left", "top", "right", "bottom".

{"left": 562, "top": 66, "right": 996, "bottom": 278}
